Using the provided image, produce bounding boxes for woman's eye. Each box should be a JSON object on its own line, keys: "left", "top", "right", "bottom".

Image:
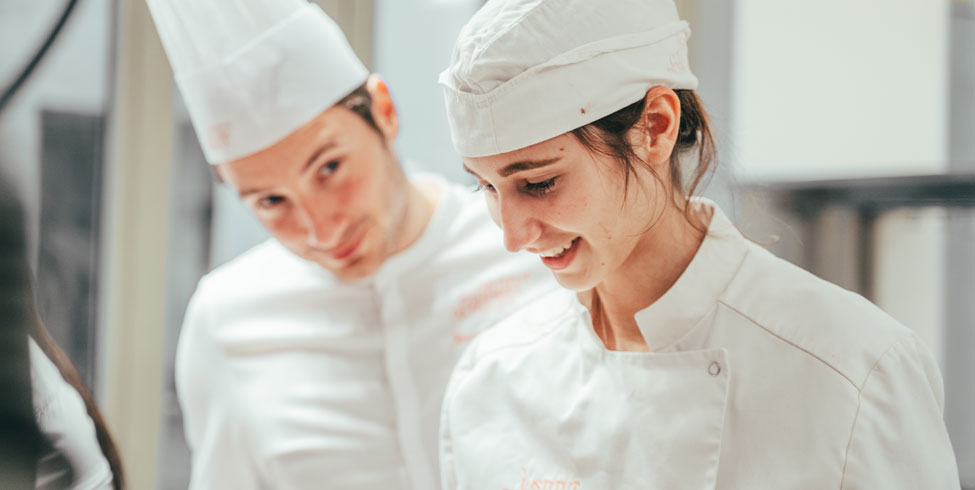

{"left": 474, "top": 182, "right": 496, "bottom": 193}
{"left": 524, "top": 177, "right": 557, "bottom": 195}
{"left": 257, "top": 195, "right": 285, "bottom": 209}
{"left": 319, "top": 160, "right": 341, "bottom": 177}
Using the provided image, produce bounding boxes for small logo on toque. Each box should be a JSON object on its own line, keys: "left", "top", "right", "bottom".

{"left": 668, "top": 37, "right": 690, "bottom": 74}
{"left": 208, "top": 122, "right": 232, "bottom": 149}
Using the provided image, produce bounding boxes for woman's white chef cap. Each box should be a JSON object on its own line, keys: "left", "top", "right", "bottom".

{"left": 440, "top": 0, "right": 697, "bottom": 158}
{"left": 145, "top": 0, "right": 368, "bottom": 165}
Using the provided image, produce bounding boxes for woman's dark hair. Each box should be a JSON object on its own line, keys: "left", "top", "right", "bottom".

{"left": 0, "top": 178, "right": 42, "bottom": 488}
{"left": 571, "top": 89, "right": 717, "bottom": 226}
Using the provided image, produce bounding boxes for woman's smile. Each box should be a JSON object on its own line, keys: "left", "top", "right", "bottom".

{"left": 535, "top": 237, "right": 581, "bottom": 271}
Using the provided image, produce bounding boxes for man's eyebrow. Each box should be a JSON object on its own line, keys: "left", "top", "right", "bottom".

{"left": 237, "top": 186, "right": 265, "bottom": 198}
{"left": 236, "top": 140, "right": 339, "bottom": 198}
{"left": 303, "top": 140, "right": 338, "bottom": 173}
{"left": 498, "top": 157, "right": 562, "bottom": 177}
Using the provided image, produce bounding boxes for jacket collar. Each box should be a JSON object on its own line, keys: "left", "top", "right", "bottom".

{"left": 633, "top": 201, "right": 748, "bottom": 352}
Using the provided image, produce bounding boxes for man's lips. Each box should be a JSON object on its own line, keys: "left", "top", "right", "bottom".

{"left": 329, "top": 229, "right": 366, "bottom": 261}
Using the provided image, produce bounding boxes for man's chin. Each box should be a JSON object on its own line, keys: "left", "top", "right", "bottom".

{"left": 319, "top": 255, "right": 381, "bottom": 283}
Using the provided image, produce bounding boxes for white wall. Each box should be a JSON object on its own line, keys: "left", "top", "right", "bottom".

{"left": 733, "top": 0, "right": 951, "bottom": 181}
{"left": 373, "top": 0, "right": 482, "bottom": 184}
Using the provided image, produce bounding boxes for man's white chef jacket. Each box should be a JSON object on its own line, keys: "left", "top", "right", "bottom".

{"left": 176, "top": 175, "right": 558, "bottom": 489}
{"left": 440, "top": 203, "right": 961, "bottom": 490}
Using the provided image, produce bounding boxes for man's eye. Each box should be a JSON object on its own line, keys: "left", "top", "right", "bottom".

{"left": 524, "top": 177, "right": 557, "bottom": 195}
{"left": 474, "top": 182, "right": 496, "bottom": 193}
{"left": 319, "top": 160, "right": 341, "bottom": 177}
{"left": 257, "top": 195, "right": 285, "bottom": 209}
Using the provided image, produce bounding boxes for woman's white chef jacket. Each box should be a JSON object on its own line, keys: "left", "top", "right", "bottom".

{"left": 440, "top": 203, "right": 960, "bottom": 490}
{"left": 30, "top": 338, "right": 114, "bottom": 490}
{"left": 176, "top": 175, "right": 558, "bottom": 490}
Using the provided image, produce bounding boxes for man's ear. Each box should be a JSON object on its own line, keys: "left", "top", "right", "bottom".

{"left": 365, "top": 75, "right": 399, "bottom": 142}
{"left": 640, "top": 86, "right": 681, "bottom": 169}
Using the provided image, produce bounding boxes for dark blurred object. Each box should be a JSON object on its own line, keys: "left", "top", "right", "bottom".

{"left": 37, "top": 110, "right": 106, "bottom": 389}
{"left": 0, "top": 0, "right": 80, "bottom": 116}
{"left": 0, "top": 173, "right": 125, "bottom": 488}
{"left": 0, "top": 176, "right": 42, "bottom": 488}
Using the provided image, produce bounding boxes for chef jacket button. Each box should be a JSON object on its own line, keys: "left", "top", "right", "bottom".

{"left": 708, "top": 361, "right": 721, "bottom": 376}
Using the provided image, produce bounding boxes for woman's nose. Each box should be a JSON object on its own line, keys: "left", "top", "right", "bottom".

{"left": 498, "top": 198, "right": 542, "bottom": 252}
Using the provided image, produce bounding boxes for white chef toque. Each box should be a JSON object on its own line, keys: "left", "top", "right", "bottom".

{"left": 145, "top": 0, "right": 368, "bottom": 165}
{"left": 439, "top": 0, "right": 698, "bottom": 158}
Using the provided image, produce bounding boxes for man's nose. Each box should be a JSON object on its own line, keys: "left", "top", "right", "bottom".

{"left": 297, "top": 200, "right": 346, "bottom": 249}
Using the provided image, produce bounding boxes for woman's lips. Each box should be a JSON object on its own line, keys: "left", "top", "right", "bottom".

{"left": 540, "top": 237, "right": 580, "bottom": 271}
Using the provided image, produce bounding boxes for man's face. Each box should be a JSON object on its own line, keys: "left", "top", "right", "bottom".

{"left": 217, "top": 79, "right": 408, "bottom": 282}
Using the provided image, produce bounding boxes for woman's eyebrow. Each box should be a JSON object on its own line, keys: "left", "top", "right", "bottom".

{"left": 498, "top": 157, "right": 561, "bottom": 177}
{"left": 463, "top": 156, "right": 562, "bottom": 180}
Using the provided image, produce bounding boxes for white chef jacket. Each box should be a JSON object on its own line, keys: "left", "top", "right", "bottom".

{"left": 30, "top": 338, "right": 114, "bottom": 490}
{"left": 176, "top": 174, "right": 558, "bottom": 489}
{"left": 440, "top": 203, "right": 960, "bottom": 490}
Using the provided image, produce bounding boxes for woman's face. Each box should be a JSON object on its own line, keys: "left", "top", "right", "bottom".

{"left": 464, "top": 132, "right": 665, "bottom": 291}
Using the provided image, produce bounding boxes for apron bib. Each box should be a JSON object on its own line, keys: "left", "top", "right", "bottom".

{"left": 446, "top": 316, "right": 730, "bottom": 490}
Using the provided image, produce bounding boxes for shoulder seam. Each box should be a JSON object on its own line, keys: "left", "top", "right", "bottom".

{"left": 716, "top": 299, "right": 861, "bottom": 391}
{"left": 838, "top": 335, "right": 911, "bottom": 489}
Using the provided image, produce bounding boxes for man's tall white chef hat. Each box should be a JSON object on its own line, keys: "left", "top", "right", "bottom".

{"left": 440, "top": 0, "right": 697, "bottom": 158}
{"left": 145, "top": 0, "right": 368, "bottom": 165}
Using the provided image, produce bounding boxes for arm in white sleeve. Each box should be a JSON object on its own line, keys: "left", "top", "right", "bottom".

{"left": 841, "top": 334, "right": 961, "bottom": 490}
{"left": 30, "top": 338, "right": 114, "bottom": 490}
{"left": 176, "top": 282, "right": 262, "bottom": 490}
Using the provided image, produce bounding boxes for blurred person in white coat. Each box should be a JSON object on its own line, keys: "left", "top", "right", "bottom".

{"left": 143, "top": 0, "right": 558, "bottom": 488}
{"left": 1, "top": 178, "right": 124, "bottom": 489}
{"left": 437, "top": 0, "right": 962, "bottom": 488}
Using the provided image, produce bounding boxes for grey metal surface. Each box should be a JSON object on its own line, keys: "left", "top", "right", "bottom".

{"left": 36, "top": 109, "right": 105, "bottom": 390}
{"left": 950, "top": 0, "right": 975, "bottom": 172}
{"left": 945, "top": 209, "right": 975, "bottom": 490}
{"left": 156, "top": 121, "right": 212, "bottom": 490}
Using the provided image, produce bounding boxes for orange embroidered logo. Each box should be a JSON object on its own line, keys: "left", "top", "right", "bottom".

{"left": 451, "top": 272, "right": 530, "bottom": 342}
{"left": 207, "top": 121, "right": 232, "bottom": 149}
{"left": 504, "top": 468, "right": 581, "bottom": 490}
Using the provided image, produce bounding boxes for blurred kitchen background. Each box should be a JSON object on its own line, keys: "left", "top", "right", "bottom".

{"left": 0, "top": 0, "right": 972, "bottom": 488}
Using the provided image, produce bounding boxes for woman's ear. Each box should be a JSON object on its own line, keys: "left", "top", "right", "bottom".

{"left": 640, "top": 86, "right": 681, "bottom": 169}
{"left": 365, "top": 75, "right": 399, "bottom": 143}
